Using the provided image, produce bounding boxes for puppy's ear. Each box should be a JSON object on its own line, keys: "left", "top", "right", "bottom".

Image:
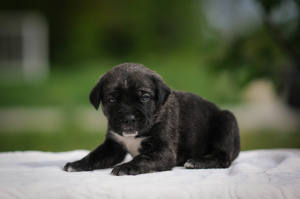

{"left": 89, "top": 79, "right": 103, "bottom": 110}
{"left": 154, "top": 76, "right": 171, "bottom": 105}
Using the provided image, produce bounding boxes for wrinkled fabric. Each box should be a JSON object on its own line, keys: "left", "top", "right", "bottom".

{"left": 0, "top": 149, "right": 300, "bottom": 199}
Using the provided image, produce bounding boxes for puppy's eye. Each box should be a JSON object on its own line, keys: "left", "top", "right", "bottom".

{"left": 141, "top": 94, "right": 150, "bottom": 102}
{"left": 108, "top": 97, "right": 116, "bottom": 103}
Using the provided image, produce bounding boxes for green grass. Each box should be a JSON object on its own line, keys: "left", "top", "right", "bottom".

{"left": 241, "top": 130, "right": 300, "bottom": 150}
{"left": 0, "top": 65, "right": 109, "bottom": 107}
{"left": 0, "top": 130, "right": 106, "bottom": 152}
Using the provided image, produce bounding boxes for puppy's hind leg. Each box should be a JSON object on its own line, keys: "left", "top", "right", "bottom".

{"left": 184, "top": 110, "right": 240, "bottom": 169}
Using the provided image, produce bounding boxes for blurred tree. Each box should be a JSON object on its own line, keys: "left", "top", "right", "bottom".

{"left": 1, "top": 0, "right": 200, "bottom": 64}
{"left": 210, "top": 0, "right": 300, "bottom": 108}
{"left": 259, "top": 0, "right": 300, "bottom": 108}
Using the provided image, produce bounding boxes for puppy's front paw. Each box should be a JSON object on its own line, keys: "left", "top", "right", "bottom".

{"left": 184, "top": 159, "right": 205, "bottom": 169}
{"left": 111, "top": 163, "right": 144, "bottom": 176}
{"left": 63, "top": 163, "right": 77, "bottom": 172}
{"left": 63, "top": 160, "right": 90, "bottom": 172}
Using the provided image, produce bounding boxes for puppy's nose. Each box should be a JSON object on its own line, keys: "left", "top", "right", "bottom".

{"left": 122, "top": 115, "right": 136, "bottom": 125}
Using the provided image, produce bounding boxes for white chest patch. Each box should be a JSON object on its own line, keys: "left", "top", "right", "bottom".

{"left": 111, "top": 132, "right": 144, "bottom": 157}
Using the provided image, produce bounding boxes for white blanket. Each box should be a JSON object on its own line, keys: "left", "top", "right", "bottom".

{"left": 0, "top": 149, "right": 300, "bottom": 199}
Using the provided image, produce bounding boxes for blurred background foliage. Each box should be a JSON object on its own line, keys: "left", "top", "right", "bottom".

{"left": 0, "top": 0, "right": 299, "bottom": 152}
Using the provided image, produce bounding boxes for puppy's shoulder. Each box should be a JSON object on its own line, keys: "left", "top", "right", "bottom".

{"left": 172, "top": 90, "right": 220, "bottom": 111}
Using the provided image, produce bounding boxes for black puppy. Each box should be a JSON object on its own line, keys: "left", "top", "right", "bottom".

{"left": 64, "top": 63, "right": 240, "bottom": 175}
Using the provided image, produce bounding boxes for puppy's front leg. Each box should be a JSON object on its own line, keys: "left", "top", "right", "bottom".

{"left": 64, "top": 138, "right": 127, "bottom": 172}
{"left": 111, "top": 149, "right": 176, "bottom": 176}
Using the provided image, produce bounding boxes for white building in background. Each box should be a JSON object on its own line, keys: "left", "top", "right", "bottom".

{"left": 201, "top": 0, "right": 299, "bottom": 39}
{"left": 0, "top": 11, "right": 49, "bottom": 83}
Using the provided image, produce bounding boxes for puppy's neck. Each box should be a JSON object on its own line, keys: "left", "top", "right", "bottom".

{"left": 109, "top": 131, "right": 144, "bottom": 157}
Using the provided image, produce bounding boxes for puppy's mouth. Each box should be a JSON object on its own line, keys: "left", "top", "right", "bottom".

{"left": 109, "top": 112, "right": 149, "bottom": 137}
{"left": 122, "top": 131, "right": 138, "bottom": 137}
{"left": 121, "top": 125, "right": 139, "bottom": 136}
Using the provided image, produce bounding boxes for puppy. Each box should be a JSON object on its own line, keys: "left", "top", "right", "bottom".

{"left": 64, "top": 63, "right": 240, "bottom": 176}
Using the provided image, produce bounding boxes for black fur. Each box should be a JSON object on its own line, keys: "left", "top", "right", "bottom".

{"left": 64, "top": 63, "right": 240, "bottom": 175}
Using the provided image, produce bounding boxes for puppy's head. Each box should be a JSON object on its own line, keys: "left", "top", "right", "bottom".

{"left": 89, "top": 63, "right": 171, "bottom": 137}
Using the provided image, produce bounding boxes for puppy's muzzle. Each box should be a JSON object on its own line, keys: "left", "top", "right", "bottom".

{"left": 121, "top": 114, "right": 137, "bottom": 131}
{"left": 122, "top": 114, "right": 136, "bottom": 126}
